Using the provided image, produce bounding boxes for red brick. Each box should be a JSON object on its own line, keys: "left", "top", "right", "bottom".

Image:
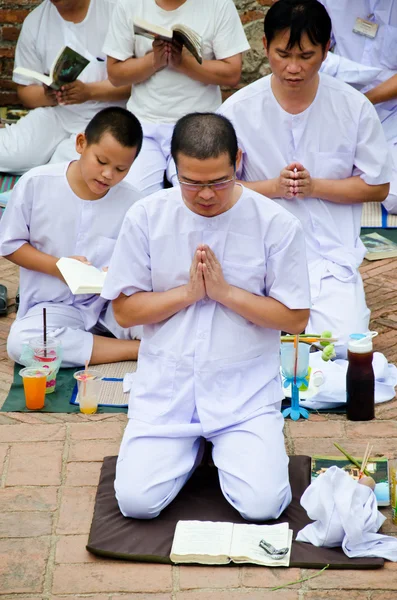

{"left": 67, "top": 438, "right": 120, "bottom": 462}
{"left": 176, "top": 592, "right": 299, "bottom": 600}
{"left": 303, "top": 593, "right": 370, "bottom": 600}
{"left": 1, "top": 25, "right": 21, "bottom": 42}
{"left": 345, "top": 421, "right": 397, "bottom": 438}
{"left": 287, "top": 420, "right": 343, "bottom": 438}
{"left": 0, "top": 443, "right": 8, "bottom": 478}
{"left": 241, "top": 565, "right": 302, "bottom": 588}
{"left": 179, "top": 566, "right": 240, "bottom": 590}
{"left": 112, "top": 595, "right": 172, "bottom": 600}
{"left": 293, "top": 437, "right": 397, "bottom": 458}
{"left": 0, "top": 46, "right": 15, "bottom": 58}
{"left": 55, "top": 535, "right": 97, "bottom": 564}
{"left": 0, "top": 10, "right": 30, "bottom": 24}
{"left": 65, "top": 461, "right": 101, "bottom": 486}
{"left": 305, "top": 561, "right": 397, "bottom": 589}
{"left": 0, "top": 486, "right": 57, "bottom": 512}
{"left": 0, "top": 423, "right": 65, "bottom": 442}
{"left": 69, "top": 420, "right": 124, "bottom": 440}
{"left": 0, "top": 537, "right": 50, "bottom": 594}
{"left": 240, "top": 10, "right": 265, "bottom": 25}
{"left": 6, "top": 441, "right": 63, "bottom": 486}
{"left": 52, "top": 563, "right": 172, "bottom": 594}
{"left": 57, "top": 486, "right": 96, "bottom": 535}
{"left": 0, "top": 511, "right": 52, "bottom": 537}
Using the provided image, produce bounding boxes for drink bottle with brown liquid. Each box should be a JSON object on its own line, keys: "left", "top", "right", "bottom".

{"left": 346, "top": 334, "right": 375, "bottom": 421}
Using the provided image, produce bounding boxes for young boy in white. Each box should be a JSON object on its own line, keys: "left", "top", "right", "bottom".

{"left": 102, "top": 113, "right": 310, "bottom": 521}
{"left": 103, "top": 0, "right": 250, "bottom": 196}
{"left": 0, "top": 0, "right": 130, "bottom": 174}
{"left": 219, "top": 0, "right": 391, "bottom": 355}
{"left": 0, "top": 108, "right": 143, "bottom": 367}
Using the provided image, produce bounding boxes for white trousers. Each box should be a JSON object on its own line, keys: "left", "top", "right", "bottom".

{"left": 7, "top": 302, "right": 142, "bottom": 368}
{"left": 123, "top": 121, "right": 178, "bottom": 196}
{"left": 307, "top": 271, "right": 370, "bottom": 358}
{"left": 115, "top": 403, "right": 291, "bottom": 522}
{"left": 382, "top": 141, "right": 397, "bottom": 214}
{"left": 0, "top": 107, "right": 80, "bottom": 175}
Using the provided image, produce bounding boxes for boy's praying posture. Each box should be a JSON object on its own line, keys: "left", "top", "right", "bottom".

{"left": 219, "top": 0, "right": 392, "bottom": 355}
{"left": 102, "top": 113, "right": 310, "bottom": 521}
{"left": 0, "top": 107, "right": 143, "bottom": 368}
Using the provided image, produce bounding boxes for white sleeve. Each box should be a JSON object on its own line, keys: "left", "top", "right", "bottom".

{"left": 102, "top": 0, "right": 135, "bottom": 61}
{"left": 265, "top": 218, "right": 311, "bottom": 310}
{"left": 353, "top": 100, "right": 392, "bottom": 185}
{"left": 211, "top": 0, "right": 250, "bottom": 60}
{"left": 0, "top": 176, "right": 33, "bottom": 256}
{"left": 12, "top": 14, "right": 43, "bottom": 85}
{"left": 101, "top": 203, "right": 152, "bottom": 300}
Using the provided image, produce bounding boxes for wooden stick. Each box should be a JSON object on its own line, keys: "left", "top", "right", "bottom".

{"left": 333, "top": 442, "right": 371, "bottom": 476}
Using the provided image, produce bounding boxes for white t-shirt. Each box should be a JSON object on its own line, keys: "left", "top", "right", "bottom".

{"left": 13, "top": 0, "right": 122, "bottom": 132}
{"left": 102, "top": 185, "right": 310, "bottom": 430}
{"left": 219, "top": 73, "right": 392, "bottom": 292}
{"left": 0, "top": 162, "right": 141, "bottom": 329}
{"left": 103, "top": 0, "right": 250, "bottom": 124}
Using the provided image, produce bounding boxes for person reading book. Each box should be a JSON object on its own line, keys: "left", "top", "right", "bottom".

{"left": 103, "top": 0, "right": 250, "bottom": 196}
{"left": 0, "top": 0, "right": 131, "bottom": 175}
{"left": 0, "top": 107, "right": 143, "bottom": 368}
{"left": 101, "top": 113, "right": 311, "bottom": 521}
{"left": 218, "top": 0, "right": 392, "bottom": 357}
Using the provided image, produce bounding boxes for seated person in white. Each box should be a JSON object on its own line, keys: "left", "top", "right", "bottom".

{"left": 103, "top": 0, "right": 250, "bottom": 197}
{"left": 319, "top": 0, "right": 397, "bottom": 214}
{"left": 0, "top": 108, "right": 143, "bottom": 367}
{"left": 101, "top": 113, "right": 310, "bottom": 521}
{"left": 0, "top": 0, "right": 131, "bottom": 175}
{"left": 219, "top": 0, "right": 391, "bottom": 356}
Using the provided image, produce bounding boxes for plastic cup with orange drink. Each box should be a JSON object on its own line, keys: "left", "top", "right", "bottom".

{"left": 19, "top": 367, "right": 47, "bottom": 410}
{"left": 73, "top": 369, "right": 103, "bottom": 414}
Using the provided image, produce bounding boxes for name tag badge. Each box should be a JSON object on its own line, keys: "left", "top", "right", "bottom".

{"left": 353, "top": 17, "right": 379, "bottom": 39}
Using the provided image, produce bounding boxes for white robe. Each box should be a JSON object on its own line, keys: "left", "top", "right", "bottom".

{"left": 0, "top": 0, "right": 124, "bottom": 174}
{"left": 320, "top": 0, "right": 397, "bottom": 212}
{"left": 219, "top": 73, "right": 392, "bottom": 354}
{"left": 103, "top": 0, "right": 250, "bottom": 196}
{"left": 101, "top": 184, "right": 311, "bottom": 519}
{"left": 0, "top": 162, "right": 141, "bottom": 367}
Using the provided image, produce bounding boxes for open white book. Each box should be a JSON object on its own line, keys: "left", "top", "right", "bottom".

{"left": 170, "top": 520, "right": 293, "bottom": 566}
{"left": 14, "top": 46, "right": 89, "bottom": 90}
{"left": 56, "top": 257, "right": 107, "bottom": 294}
{"left": 133, "top": 17, "right": 202, "bottom": 64}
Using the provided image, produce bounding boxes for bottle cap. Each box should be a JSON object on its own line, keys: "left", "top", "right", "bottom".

{"left": 348, "top": 332, "right": 377, "bottom": 354}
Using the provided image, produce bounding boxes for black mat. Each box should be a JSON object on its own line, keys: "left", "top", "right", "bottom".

{"left": 87, "top": 455, "right": 384, "bottom": 569}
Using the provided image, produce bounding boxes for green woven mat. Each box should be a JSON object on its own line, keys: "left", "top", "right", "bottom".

{"left": 1, "top": 363, "right": 127, "bottom": 414}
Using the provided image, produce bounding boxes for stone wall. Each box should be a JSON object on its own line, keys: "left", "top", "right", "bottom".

{"left": 0, "top": 0, "right": 272, "bottom": 107}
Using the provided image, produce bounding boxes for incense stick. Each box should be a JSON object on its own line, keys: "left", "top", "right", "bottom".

{"left": 43, "top": 307, "right": 47, "bottom": 358}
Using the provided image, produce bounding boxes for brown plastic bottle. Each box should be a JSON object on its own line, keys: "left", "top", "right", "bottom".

{"left": 346, "top": 335, "right": 374, "bottom": 421}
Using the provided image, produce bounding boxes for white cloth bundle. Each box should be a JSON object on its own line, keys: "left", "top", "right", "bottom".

{"left": 297, "top": 466, "right": 397, "bottom": 561}
{"left": 320, "top": 52, "right": 382, "bottom": 87}
{"left": 298, "top": 351, "right": 397, "bottom": 410}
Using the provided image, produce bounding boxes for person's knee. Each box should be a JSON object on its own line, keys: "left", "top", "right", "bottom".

{"left": 7, "top": 327, "right": 24, "bottom": 363}
{"left": 237, "top": 482, "right": 292, "bottom": 521}
{"left": 115, "top": 473, "right": 170, "bottom": 520}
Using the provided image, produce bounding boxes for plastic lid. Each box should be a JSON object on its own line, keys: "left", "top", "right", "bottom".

{"left": 348, "top": 332, "right": 376, "bottom": 354}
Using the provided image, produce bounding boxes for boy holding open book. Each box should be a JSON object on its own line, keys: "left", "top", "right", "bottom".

{"left": 102, "top": 113, "right": 311, "bottom": 521}
{"left": 0, "top": 107, "right": 143, "bottom": 368}
{"left": 103, "top": 0, "right": 250, "bottom": 196}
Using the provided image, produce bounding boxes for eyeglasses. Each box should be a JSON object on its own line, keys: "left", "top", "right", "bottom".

{"left": 178, "top": 176, "right": 235, "bottom": 192}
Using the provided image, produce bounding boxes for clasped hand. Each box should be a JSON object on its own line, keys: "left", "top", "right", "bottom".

{"left": 44, "top": 80, "right": 90, "bottom": 106}
{"left": 186, "top": 245, "right": 229, "bottom": 304}
{"left": 277, "top": 162, "right": 314, "bottom": 199}
{"left": 152, "top": 38, "right": 183, "bottom": 71}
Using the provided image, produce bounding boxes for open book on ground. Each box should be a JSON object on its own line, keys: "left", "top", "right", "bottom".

{"left": 312, "top": 455, "right": 390, "bottom": 506}
{"left": 14, "top": 46, "right": 89, "bottom": 90}
{"left": 360, "top": 232, "right": 397, "bottom": 261}
{"left": 133, "top": 17, "right": 202, "bottom": 64}
{"left": 170, "top": 520, "right": 293, "bottom": 566}
{"left": 56, "top": 257, "right": 107, "bottom": 295}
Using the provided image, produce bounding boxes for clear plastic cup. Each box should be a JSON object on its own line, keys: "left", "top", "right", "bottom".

{"left": 19, "top": 367, "right": 47, "bottom": 410}
{"left": 280, "top": 342, "right": 311, "bottom": 379}
{"left": 29, "top": 337, "right": 61, "bottom": 394}
{"left": 73, "top": 370, "right": 103, "bottom": 414}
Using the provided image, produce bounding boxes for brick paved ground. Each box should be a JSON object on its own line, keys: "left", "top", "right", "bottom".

{"left": 1, "top": 256, "right": 397, "bottom": 599}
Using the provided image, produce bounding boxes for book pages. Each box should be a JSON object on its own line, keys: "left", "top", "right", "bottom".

{"left": 170, "top": 520, "right": 234, "bottom": 564}
{"left": 230, "top": 522, "right": 291, "bottom": 567}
